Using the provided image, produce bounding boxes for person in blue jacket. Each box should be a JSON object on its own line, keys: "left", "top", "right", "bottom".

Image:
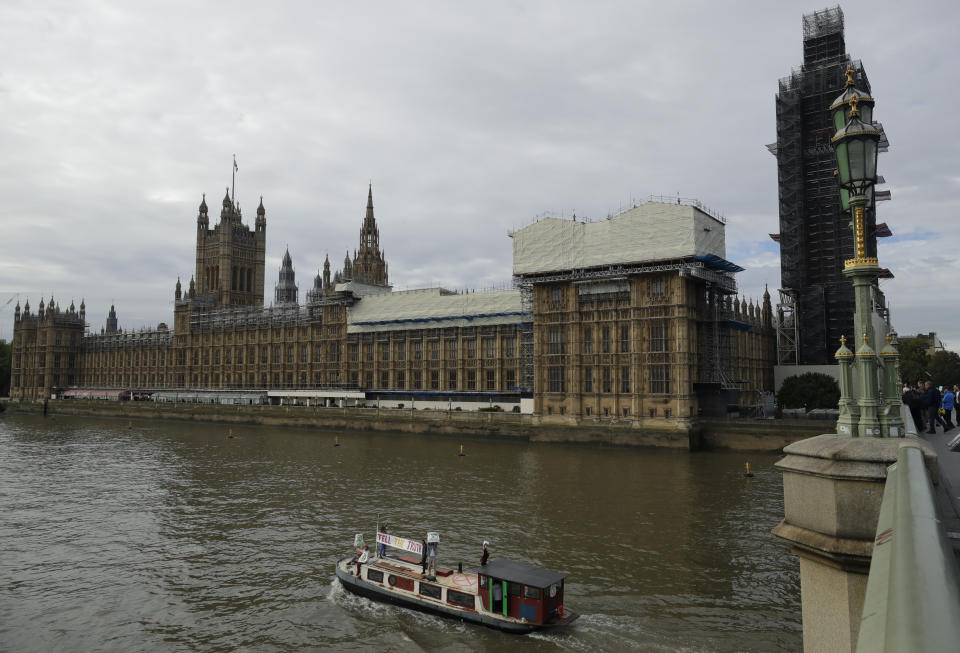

{"left": 942, "top": 386, "right": 955, "bottom": 432}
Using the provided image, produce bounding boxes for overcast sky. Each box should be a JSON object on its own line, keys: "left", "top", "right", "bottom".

{"left": 1, "top": 1, "right": 958, "bottom": 351}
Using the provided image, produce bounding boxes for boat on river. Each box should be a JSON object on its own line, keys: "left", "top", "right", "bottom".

{"left": 335, "top": 531, "right": 577, "bottom": 633}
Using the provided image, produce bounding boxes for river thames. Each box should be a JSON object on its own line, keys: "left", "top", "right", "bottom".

{"left": 0, "top": 414, "right": 800, "bottom": 652}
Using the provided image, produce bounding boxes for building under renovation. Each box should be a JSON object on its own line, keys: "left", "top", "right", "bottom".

{"left": 512, "top": 199, "right": 774, "bottom": 420}
{"left": 9, "top": 183, "right": 774, "bottom": 422}
{"left": 769, "top": 6, "right": 891, "bottom": 365}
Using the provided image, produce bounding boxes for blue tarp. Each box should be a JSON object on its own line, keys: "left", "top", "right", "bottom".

{"left": 694, "top": 254, "right": 744, "bottom": 273}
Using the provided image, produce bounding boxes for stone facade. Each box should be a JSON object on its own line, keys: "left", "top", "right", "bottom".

{"left": 9, "top": 188, "right": 774, "bottom": 419}
{"left": 532, "top": 269, "right": 775, "bottom": 422}
{"left": 194, "top": 190, "right": 266, "bottom": 308}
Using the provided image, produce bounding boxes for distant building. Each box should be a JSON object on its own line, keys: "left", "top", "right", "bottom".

{"left": 770, "top": 6, "right": 891, "bottom": 365}
{"left": 901, "top": 332, "right": 945, "bottom": 357}
{"left": 10, "top": 182, "right": 773, "bottom": 422}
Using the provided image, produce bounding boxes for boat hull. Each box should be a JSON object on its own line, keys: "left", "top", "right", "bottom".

{"left": 334, "top": 559, "right": 575, "bottom": 633}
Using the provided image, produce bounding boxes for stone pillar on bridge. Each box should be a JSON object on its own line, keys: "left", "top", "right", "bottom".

{"left": 772, "top": 434, "right": 937, "bottom": 652}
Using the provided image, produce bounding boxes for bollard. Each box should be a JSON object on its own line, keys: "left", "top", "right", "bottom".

{"left": 744, "top": 462, "right": 754, "bottom": 477}
{"left": 458, "top": 444, "right": 465, "bottom": 457}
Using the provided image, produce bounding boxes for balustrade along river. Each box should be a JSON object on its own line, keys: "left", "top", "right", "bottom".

{"left": 0, "top": 414, "right": 801, "bottom": 652}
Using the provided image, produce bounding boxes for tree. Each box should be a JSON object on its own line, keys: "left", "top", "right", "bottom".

{"left": 897, "top": 337, "right": 930, "bottom": 385}
{"left": 928, "top": 350, "right": 960, "bottom": 388}
{"left": 777, "top": 372, "right": 840, "bottom": 410}
{"left": 0, "top": 339, "right": 10, "bottom": 397}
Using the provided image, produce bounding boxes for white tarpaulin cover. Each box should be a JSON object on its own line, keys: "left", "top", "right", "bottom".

{"left": 511, "top": 202, "right": 726, "bottom": 276}
{"left": 347, "top": 288, "right": 523, "bottom": 333}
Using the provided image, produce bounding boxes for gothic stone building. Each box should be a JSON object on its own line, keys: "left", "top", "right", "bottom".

{"left": 10, "top": 186, "right": 774, "bottom": 423}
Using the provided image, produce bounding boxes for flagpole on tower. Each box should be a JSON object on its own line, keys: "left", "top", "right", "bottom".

{"left": 232, "top": 155, "right": 237, "bottom": 206}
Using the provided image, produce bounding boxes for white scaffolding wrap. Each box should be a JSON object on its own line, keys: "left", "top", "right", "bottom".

{"left": 511, "top": 202, "right": 726, "bottom": 276}
{"left": 347, "top": 288, "right": 523, "bottom": 333}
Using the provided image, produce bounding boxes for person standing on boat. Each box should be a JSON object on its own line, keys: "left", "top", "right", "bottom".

{"left": 356, "top": 545, "right": 369, "bottom": 578}
{"left": 378, "top": 524, "right": 388, "bottom": 558}
{"left": 420, "top": 539, "right": 428, "bottom": 575}
{"left": 480, "top": 541, "right": 489, "bottom": 566}
{"left": 426, "top": 539, "right": 438, "bottom": 581}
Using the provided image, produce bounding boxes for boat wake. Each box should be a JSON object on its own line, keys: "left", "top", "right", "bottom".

{"left": 526, "top": 612, "right": 708, "bottom": 652}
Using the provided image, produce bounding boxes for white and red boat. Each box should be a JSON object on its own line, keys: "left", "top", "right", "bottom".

{"left": 335, "top": 531, "right": 578, "bottom": 633}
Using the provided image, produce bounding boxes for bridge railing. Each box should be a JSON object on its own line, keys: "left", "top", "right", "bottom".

{"left": 856, "top": 445, "right": 960, "bottom": 652}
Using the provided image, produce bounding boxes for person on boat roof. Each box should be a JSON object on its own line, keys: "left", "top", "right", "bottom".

{"left": 378, "top": 524, "right": 388, "bottom": 558}
{"left": 420, "top": 539, "right": 427, "bottom": 575}
{"left": 426, "top": 537, "right": 438, "bottom": 581}
{"left": 480, "top": 541, "right": 489, "bottom": 566}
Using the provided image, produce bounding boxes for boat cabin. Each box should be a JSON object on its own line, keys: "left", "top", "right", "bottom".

{"left": 474, "top": 559, "right": 567, "bottom": 624}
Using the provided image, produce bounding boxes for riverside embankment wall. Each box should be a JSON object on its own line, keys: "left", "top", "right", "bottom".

{"left": 2, "top": 400, "right": 827, "bottom": 451}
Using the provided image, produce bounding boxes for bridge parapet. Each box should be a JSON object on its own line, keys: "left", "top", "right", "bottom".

{"left": 855, "top": 445, "right": 960, "bottom": 652}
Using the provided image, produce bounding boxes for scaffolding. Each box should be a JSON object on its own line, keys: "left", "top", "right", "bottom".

{"left": 776, "top": 289, "right": 799, "bottom": 365}
{"left": 514, "top": 255, "right": 742, "bottom": 394}
{"left": 772, "top": 6, "right": 888, "bottom": 364}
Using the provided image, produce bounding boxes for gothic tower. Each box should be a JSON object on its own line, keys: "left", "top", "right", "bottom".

{"left": 274, "top": 247, "right": 298, "bottom": 305}
{"left": 351, "top": 184, "right": 389, "bottom": 286}
{"left": 194, "top": 188, "right": 267, "bottom": 308}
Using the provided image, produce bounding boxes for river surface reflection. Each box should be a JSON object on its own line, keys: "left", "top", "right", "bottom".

{"left": 0, "top": 414, "right": 800, "bottom": 652}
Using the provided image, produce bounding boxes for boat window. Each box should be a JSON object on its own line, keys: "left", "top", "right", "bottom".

{"left": 419, "top": 583, "right": 442, "bottom": 600}
{"left": 523, "top": 586, "right": 540, "bottom": 600}
{"left": 447, "top": 589, "right": 475, "bottom": 608}
{"left": 507, "top": 582, "right": 522, "bottom": 597}
{"left": 478, "top": 574, "right": 486, "bottom": 586}
{"left": 548, "top": 583, "right": 559, "bottom": 598}
{"left": 367, "top": 570, "right": 384, "bottom": 583}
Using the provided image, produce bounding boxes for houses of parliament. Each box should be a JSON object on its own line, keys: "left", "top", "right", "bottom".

{"left": 9, "top": 176, "right": 775, "bottom": 423}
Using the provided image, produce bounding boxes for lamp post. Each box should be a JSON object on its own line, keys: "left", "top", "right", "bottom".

{"left": 830, "top": 66, "right": 903, "bottom": 437}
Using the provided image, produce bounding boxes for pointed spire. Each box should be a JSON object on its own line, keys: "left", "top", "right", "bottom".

{"left": 199, "top": 193, "right": 208, "bottom": 215}
{"left": 257, "top": 195, "right": 265, "bottom": 216}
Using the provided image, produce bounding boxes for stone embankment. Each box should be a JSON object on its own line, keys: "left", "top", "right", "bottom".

{"left": 4, "top": 400, "right": 828, "bottom": 451}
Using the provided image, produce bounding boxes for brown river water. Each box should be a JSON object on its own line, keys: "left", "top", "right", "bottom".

{"left": 0, "top": 414, "right": 800, "bottom": 652}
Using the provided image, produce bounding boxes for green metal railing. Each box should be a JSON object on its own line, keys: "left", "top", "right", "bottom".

{"left": 856, "top": 445, "right": 960, "bottom": 652}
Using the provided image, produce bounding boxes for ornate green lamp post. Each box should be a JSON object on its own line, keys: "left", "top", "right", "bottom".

{"left": 830, "top": 67, "right": 903, "bottom": 437}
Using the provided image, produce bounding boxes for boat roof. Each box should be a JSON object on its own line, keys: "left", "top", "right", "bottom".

{"left": 471, "top": 558, "right": 566, "bottom": 588}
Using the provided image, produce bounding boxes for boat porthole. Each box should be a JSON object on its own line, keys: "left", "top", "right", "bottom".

{"left": 388, "top": 575, "right": 397, "bottom": 587}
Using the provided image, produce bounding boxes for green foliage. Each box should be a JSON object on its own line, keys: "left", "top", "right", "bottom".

{"left": 928, "top": 351, "right": 960, "bottom": 388}
{"left": 898, "top": 337, "right": 930, "bottom": 385}
{"left": 776, "top": 372, "right": 840, "bottom": 410}
{"left": 0, "top": 339, "right": 10, "bottom": 397}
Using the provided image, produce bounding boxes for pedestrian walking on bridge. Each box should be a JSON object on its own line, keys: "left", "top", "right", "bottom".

{"left": 942, "top": 386, "right": 955, "bottom": 432}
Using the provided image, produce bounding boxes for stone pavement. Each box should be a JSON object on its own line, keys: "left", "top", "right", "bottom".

{"left": 905, "top": 406, "right": 960, "bottom": 554}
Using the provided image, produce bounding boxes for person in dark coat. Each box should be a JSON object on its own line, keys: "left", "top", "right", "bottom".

{"left": 903, "top": 384, "right": 924, "bottom": 434}
{"left": 420, "top": 539, "right": 428, "bottom": 575}
{"left": 923, "top": 381, "right": 940, "bottom": 435}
